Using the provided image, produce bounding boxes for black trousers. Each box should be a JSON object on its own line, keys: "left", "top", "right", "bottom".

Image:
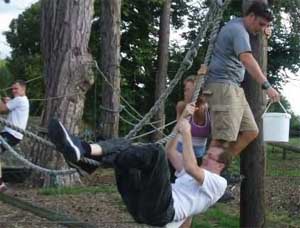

{"left": 0, "top": 132, "right": 21, "bottom": 151}
{"left": 114, "top": 143, "right": 175, "bottom": 227}
{"left": 0, "top": 132, "right": 21, "bottom": 184}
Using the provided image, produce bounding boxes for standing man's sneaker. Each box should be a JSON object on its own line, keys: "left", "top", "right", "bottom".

{"left": 218, "top": 190, "right": 235, "bottom": 203}
{"left": 48, "top": 119, "right": 85, "bottom": 163}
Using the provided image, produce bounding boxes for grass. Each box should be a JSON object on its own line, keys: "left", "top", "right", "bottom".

{"left": 193, "top": 205, "right": 300, "bottom": 228}
{"left": 265, "top": 211, "right": 300, "bottom": 228}
{"left": 225, "top": 137, "right": 300, "bottom": 177}
{"left": 192, "top": 204, "right": 239, "bottom": 228}
{"left": 289, "top": 137, "right": 300, "bottom": 146}
{"left": 191, "top": 137, "right": 300, "bottom": 227}
{"left": 266, "top": 137, "right": 300, "bottom": 177}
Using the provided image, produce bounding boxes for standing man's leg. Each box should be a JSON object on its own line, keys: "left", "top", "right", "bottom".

{"left": 204, "top": 83, "right": 258, "bottom": 156}
{"left": 209, "top": 104, "right": 258, "bottom": 156}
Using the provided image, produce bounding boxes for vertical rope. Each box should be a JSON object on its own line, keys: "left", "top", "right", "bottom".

{"left": 125, "top": 3, "right": 219, "bottom": 139}
{"left": 157, "top": 0, "right": 232, "bottom": 145}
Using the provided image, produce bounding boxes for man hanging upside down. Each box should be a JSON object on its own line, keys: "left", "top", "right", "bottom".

{"left": 48, "top": 118, "right": 232, "bottom": 227}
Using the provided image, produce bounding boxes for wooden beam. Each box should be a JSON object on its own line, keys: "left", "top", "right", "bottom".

{"left": 269, "top": 143, "right": 300, "bottom": 153}
{"left": 0, "top": 192, "right": 96, "bottom": 228}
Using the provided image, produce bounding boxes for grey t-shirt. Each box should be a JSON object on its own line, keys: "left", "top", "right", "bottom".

{"left": 206, "top": 18, "right": 251, "bottom": 85}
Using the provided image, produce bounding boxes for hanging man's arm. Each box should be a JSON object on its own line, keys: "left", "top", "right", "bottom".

{"left": 165, "top": 133, "right": 184, "bottom": 172}
{"left": 166, "top": 103, "right": 199, "bottom": 172}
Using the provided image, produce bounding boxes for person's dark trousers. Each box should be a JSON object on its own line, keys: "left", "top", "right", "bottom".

{"left": 114, "top": 143, "right": 175, "bottom": 227}
{"left": 0, "top": 132, "right": 21, "bottom": 185}
{"left": 0, "top": 132, "right": 21, "bottom": 151}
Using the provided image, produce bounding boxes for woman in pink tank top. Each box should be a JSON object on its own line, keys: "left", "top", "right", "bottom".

{"left": 175, "top": 76, "right": 211, "bottom": 162}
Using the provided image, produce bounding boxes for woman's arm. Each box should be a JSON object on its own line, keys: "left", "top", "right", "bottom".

{"left": 176, "top": 101, "right": 186, "bottom": 120}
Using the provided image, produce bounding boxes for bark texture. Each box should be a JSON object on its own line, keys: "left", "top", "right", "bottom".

{"left": 100, "top": 0, "right": 121, "bottom": 138}
{"left": 240, "top": 0, "right": 268, "bottom": 227}
{"left": 29, "top": 0, "right": 94, "bottom": 187}
{"left": 152, "top": 0, "right": 171, "bottom": 141}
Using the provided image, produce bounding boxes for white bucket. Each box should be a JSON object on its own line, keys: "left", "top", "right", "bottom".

{"left": 262, "top": 102, "right": 291, "bottom": 142}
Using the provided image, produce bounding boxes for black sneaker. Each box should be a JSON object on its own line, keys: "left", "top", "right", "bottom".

{"left": 223, "top": 174, "right": 244, "bottom": 185}
{"left": 218, "top": 190, "right": 235, "bottom": 203}
{"left": 66, "top": 160, "right": 98, "bottom": 176}
{"left": 48, "top": 119, "right": 85, "bottom": 162}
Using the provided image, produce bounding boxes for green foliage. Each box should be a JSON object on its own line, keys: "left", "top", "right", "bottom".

{"left": 290, "top": 114, "right": 300, "bottom": 131}
{"left": 0, "top": 59, "right": 13, "bottom": 96}
{"left": 4, "top": 0, "right": 300, "bottom": 137}
{"left": 185, "top": 1, "right": 300, "bottom": 91}
{"left": 267, "top": 1, "right": 300, "bottom": 89}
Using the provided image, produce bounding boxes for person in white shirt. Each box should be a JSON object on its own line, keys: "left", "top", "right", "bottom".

{"left": 0, "top": 80, "right": 29, "bottom": 192}
{"left": 47, "top": 116, "right": 231, "bottom": 227}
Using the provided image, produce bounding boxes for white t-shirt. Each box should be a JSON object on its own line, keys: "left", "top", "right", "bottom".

{"left": 171, "top": 169, "right": 227, "bottom": 222}
{"left": 3, "top": 96, "right": 29, "bottom": 140}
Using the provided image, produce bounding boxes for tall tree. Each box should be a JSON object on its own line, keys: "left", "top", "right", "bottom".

{"left": 152, "top": 0, "right": 171, "bottom": 141}
{"left": 240, "top": 0, "right": 268, "bottom": 227}
{"left": 100, "top": 0, "right": 121, "bottom": 138}
{"left": 30, "top": 0, "right": 95, "bottom": 186}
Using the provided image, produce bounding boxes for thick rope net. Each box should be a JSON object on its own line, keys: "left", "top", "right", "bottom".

{"left": 0, "top": 116, "right": 76, "bottom": 174}
{"left": 0, "top": 0, "right": 231, "bottom": 170}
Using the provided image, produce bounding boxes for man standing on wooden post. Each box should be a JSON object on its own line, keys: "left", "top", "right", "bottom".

{"left": 203, "top": 1, "right": 280, "bottom": 157}
{"left": 0, "top": 80, "right": 29, "bottom": 192}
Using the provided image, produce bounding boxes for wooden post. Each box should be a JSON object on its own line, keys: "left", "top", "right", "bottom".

{"left": 153, "top": 0, "right": 171, "bottom": 141}
{"left": 100, "top": 0, "right": 121, "bottom": 138}
{"left": 282, "top": 148, "right": 286, "bottom": 160}
{"left": 240, "top": 0, "right": 268, "bottom": 227}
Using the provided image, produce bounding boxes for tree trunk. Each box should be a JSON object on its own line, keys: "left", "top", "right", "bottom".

{"left": 240, "top": 0, "right": 268, "bottom": 227}
{"left": 29, "top": 0, "right": 95, "bottom": 187}
{"left": 100, "top": 0, "right": 121, "bottom": 139}
{"left": 152, "top": 0, "right": 171, "bottom": 141}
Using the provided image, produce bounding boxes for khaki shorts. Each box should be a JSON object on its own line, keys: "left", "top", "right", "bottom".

{"left": 203, "top": 83, "right": 258, "bottom": 142}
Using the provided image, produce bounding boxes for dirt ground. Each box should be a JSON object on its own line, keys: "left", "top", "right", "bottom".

{"left": 0, "top": 169, "right": 152, "bottom": 228}
{"left": 0, "top": 169, "right": 299, "bottom": 228}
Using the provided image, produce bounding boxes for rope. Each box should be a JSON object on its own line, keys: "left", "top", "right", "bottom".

{"left": 0, "top": 116, "right": 102, "bottom": 168}
{"left": 157, "top": 0, "right": 232, "bottom": 145}
{"left": 192, "top": 0, "right": 231, "bottom": 103}
{"left": 125, "top": 2, "right": 220, "bottom": 139}
{"left": 122, "top": 106, "right": 142, "bottom": 122}
{"left": 94, "top": 61, "right": 166, "bottom": 136}
{"left": 29, "top": 92, "right": 79, "bottom": 101}
{"left": 0, "top": 76, "right": 43, "bottom": 92}
{"left": 130, "top": 120, "right": 177, "bottom": 140}
{"left": 0, "top": 116, "right": 56, "bottom": 149}
{"left": 0, "top": 0, "right": 231, "bottom": 169}
{"left": 0, "top": 136, "right": 75, "bottom": 175}
{"left": 99, "top": 104, "right": 124, "bottom": 113}
{"left": 119, "top": 115, "right": 137, "bottom": 127}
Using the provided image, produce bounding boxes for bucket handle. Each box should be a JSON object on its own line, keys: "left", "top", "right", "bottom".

{"left": 263, "top": 100, "right": 288, "bottom": 116}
